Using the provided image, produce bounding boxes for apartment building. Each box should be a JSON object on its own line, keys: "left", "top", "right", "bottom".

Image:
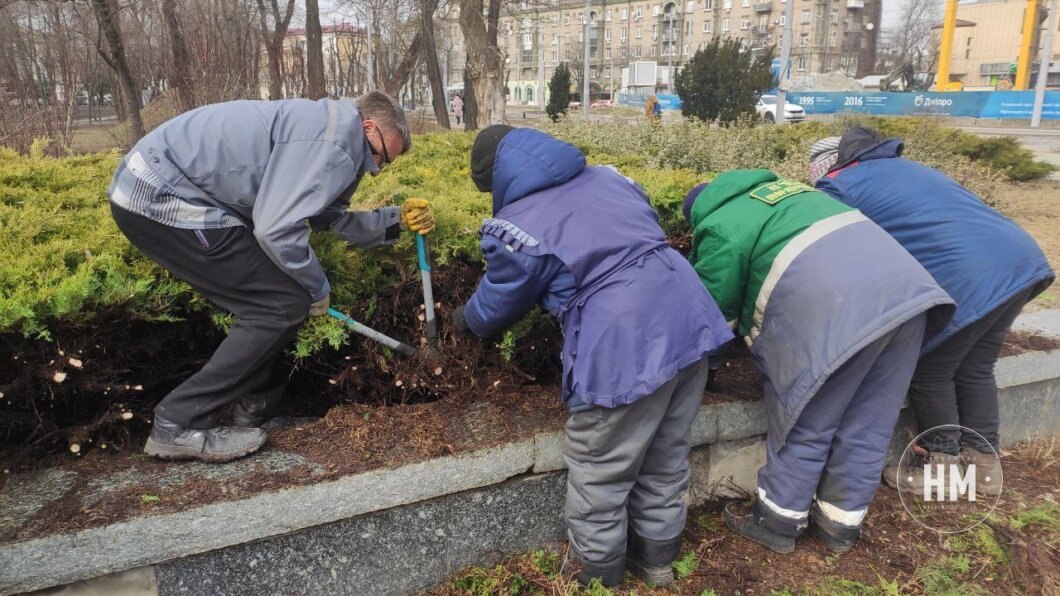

{"left": 940, "top": 0, "right": 1060, "bottom": 90}
{"left": 443, "top": 0, "right": 880, "bottom": 105}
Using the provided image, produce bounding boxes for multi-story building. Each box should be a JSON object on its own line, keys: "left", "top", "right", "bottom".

{"left": 443, "top": 0, "right": 880, "bottom": 106}
{"left": 939, "top": 0, "right": 1060, "bottom": 90}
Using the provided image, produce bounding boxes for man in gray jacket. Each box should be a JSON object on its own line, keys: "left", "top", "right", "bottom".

{"left": 108, "top": 91, "right": 434, "bottom": 462}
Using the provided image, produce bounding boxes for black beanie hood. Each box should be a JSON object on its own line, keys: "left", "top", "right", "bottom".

{"left": 470, "top": 125, "right": 515, "bottom": 192}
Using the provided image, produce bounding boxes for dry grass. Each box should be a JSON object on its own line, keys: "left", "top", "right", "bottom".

{"left": 996, "top": 180, "right": 1060, "bottom": 312}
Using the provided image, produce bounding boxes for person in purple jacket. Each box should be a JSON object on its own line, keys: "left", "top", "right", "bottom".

{"left": 811, "top": 127, "right": 1055, "bottom": 496}
{"left": 452, "top": 126, "right": 733, "bottom": 588}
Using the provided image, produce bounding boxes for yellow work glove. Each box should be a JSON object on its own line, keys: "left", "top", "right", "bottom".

{"left": 400, "top": 198, "right": 435, "bottom": 235}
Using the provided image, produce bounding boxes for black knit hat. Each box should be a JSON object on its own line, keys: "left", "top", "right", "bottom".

{"left": 470, "top": 125, "right": 515, "bottom": 192}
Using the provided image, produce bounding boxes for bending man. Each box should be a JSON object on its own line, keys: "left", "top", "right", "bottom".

{"left": 108, "top": 91, "right": 434, "bottom": 462}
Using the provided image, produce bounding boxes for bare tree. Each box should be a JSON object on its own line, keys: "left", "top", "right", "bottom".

{"left": 92, "top": 0, "right": 145, "bottom": 143}
{"left": 421, "top": 0, "right": 449, "bottom": 127}
{"left": 884, "top": 0, "right": 941, "bottom": 75}
{"left": 459, "top": 0, "right": 504, "bottom": 129}
{"left": 162, "top": 0, "right": 194, "bottom": 111}
{"left": 306, "top": 0, "right": 326, "bottom": 98}
{"left": 256, "top": 0, "right": 296, "bottom": 100}
{"left": 384, "top": 29, "right": 423, "bottom": 95}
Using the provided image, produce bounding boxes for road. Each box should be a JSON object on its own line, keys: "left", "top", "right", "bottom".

{"left": 954, "top": 125, "right": 1060, "bottom": 181}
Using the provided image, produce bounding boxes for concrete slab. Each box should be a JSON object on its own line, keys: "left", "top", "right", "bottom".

{"left": 695, "top": 436, "right": 767, "bottom": 500}
{"left": 998, "top": 378, "right": 1060, "bottom": 446}
{"left": 30, "top": 567, "right": 156, "bottom": 596}
{"left": 996, "top": 348, "right": 1060, "bottom": 389}
{"left": 1011, "top": 309, "right": 1060, "bottom": 338}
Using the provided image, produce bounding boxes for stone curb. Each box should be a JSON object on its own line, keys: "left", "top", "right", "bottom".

{"left": 1, "top": 442, "right": 536, "bottom": 595}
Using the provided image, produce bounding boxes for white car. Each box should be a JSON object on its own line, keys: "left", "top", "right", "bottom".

{"left": 756, "top": 95, "right": 805, "bottom": 123}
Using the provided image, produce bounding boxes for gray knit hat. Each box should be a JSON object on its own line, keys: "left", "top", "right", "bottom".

{"left": 808, "top": 136, "right": 841, "bottom": 184}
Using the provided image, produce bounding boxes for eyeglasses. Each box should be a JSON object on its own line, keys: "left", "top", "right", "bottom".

{"left": 369, "top": 127, "right": 392, "bottom": 165}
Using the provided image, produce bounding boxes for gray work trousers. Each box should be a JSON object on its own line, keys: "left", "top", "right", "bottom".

{"left": 563, "top": 357, "right": 712, "bottom": 565}
{"left": 757, "top": 314, "right": 926, "bottom": 529}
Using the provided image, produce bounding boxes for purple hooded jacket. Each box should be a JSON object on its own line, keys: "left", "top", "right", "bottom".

{"left": 462, "top": 129, "right": 732, "bottom": 409}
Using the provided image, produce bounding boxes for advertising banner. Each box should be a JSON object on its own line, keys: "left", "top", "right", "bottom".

{"left": 619, "top": 90, "right": 1060, "bottom": 119}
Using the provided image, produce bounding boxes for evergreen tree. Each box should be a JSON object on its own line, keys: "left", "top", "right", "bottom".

{"left": 546, "top": 62, "right": 572, "bottom": 122}
{"left": 675, "top": 39, "right": 774, "bottom": 124}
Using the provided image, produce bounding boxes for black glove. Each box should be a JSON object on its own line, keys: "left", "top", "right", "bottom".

{"left": 452, "top": 304, "right": 472, "bottom": 335}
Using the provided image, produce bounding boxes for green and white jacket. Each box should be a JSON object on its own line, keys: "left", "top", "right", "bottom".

{"left": 687, "top": 169, "right": 954, "bottom": 445}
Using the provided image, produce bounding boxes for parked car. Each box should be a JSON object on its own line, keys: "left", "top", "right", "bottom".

{"left": 590, "top": 99, "right": 612, "bottom": 108}
{"left": 756, "top": 94, "right": 805, "bottom": 123}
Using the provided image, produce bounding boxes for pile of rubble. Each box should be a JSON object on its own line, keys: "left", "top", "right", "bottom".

{"left": 787, "top": 71, "right": 863, "bottom": 92}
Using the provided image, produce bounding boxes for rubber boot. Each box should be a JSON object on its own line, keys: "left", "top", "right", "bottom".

{"left": 144, "top": 416, "right": 266, "bottom": 463}
{"left": 723, "top": 499, "right": 803, "bottom": 554}
{"left": 960, "top": 447, "right": 1003, "bottom": 497}
{"left": 810, "top": 502, "right": 862, "bottom": 553}
{"left": 627, "top": 533, "right": 681, "bottom": 587}
{"left": 570, "top": 552, "right": 626, "bottom": 588}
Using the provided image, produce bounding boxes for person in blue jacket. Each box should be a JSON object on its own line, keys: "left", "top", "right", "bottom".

{"left": 108, "top": 92, "right": 435, "bottom": 462}
{"left": 810, "top": 127, "right": 1055, "bottom": 495}
{"left": 452, "top": 125, "right": 733, "bottom": 587}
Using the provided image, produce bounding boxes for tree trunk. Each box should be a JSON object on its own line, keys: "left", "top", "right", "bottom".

{"left": 305, "top": 0, "right": 325, "bottom": 99}
{"left": 255, "top": 0, "right": 296, "bottom": 100}
{"left": 458, "top": 0, "right": 505, "bottom": 129}
{"left": 92, "top": 0, "right": 145, "bottom": 144}
{"left": 384, "top": 29, "right": 423, "bottom": 97}
{"left": 162, "top": 0, "right": 195, "bottom": 112}
{"left": 420, "top": 0, "right": 449, "bottom": 128}
{"left": 463, "top": 69, "right": 477, "bottom": 130}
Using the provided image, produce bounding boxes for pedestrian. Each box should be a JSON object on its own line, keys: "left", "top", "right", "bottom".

{"left": 811, "top": 127, "right": 1055, "bottom": 495}
{"left": 453, "top": 93, "right": 464, "bottom": 126}
{"left": 453, "top": 126, "right": 732, "bottom": 587}
{"left": 645, "top": 94, "right": 661, "bottom": 124}
{"left": 684, "top": 170, "right": 953, "bottom": 554}
{"left": 108, "top": 91, "right": 435, "bottom": 463}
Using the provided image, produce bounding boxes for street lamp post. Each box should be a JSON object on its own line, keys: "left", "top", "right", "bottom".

{"left": 583, "top": 0, "right": 591, "bottom": 120}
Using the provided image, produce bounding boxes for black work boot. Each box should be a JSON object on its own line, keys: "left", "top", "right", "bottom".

{"left": 570, "top": 553, "right": 626, "bottom": 588}
{"left": 233, "top": 403, "right": 314, "bottom": 432}
{"left": 810, "top": 502, "right": 862, "bottom": 553}
{"left": 144, "top": 416, "right": 266, "bottom": 463}
{"left": 627, "top": 533, "right": 681, "bottom": 587}
{"left": 723, "top": 499, "right": 803, "bottom": 554}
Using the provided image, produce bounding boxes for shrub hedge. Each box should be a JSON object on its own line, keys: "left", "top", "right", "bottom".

{"left": 0, "top": 118, "right": 1043, "bottom": 356}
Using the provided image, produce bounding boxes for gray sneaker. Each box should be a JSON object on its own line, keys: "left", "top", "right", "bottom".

{"left": 144, "top": 417, "right": 266, "bottom": 463}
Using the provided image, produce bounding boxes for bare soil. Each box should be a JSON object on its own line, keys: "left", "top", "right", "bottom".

{"left": 429, "top": 438, "right": 1060, "bottom": 595}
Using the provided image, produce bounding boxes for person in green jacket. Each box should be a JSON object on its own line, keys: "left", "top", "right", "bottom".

{"left": 683, "top": 169, "right": 954, "bottom": 553}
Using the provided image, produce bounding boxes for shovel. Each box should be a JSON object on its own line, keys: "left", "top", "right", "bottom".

{"left": 327, "top": 307, "right": 417, "bottom": 358}
{"left": 415, "top": 234, "right": 440, "bottom": 357}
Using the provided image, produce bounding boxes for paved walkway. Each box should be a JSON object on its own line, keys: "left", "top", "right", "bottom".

{"left": 955, "top": 125, "right": 1060, "bottom": 181}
